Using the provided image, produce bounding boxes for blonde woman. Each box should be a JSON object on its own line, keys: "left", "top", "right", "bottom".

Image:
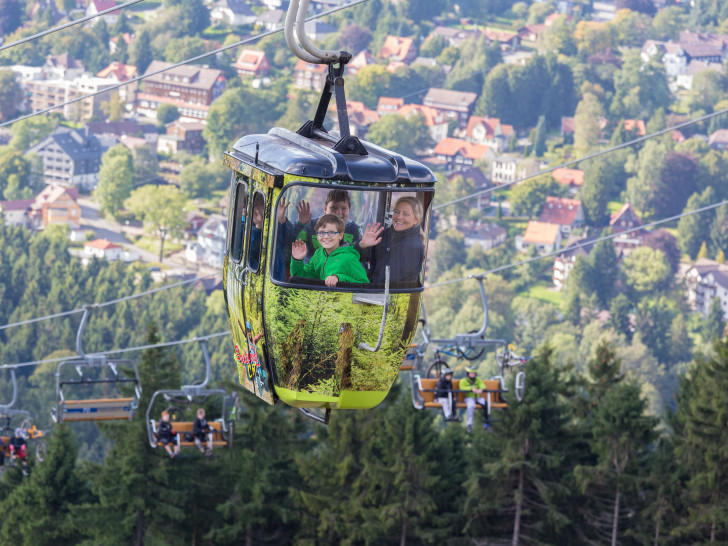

{"left": 358, "top": 196, "right": 425, "bottom": 286}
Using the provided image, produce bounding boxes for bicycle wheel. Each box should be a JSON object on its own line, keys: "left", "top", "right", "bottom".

{"left": 459, "top": 330, "right": 485, "bottom": 361}
{"left": 426, "top": 359, "right": 448, "bottom": 379}
{"left": 35, "top": 440, "right": 47, "bottom": 463}
{"left": 515, "top": 371, "right": 526, "bottom": 402}
{"left": 167, "top": 407, "right": 185, "bottom": 422}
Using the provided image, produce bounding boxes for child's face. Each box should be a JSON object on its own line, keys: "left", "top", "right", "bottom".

{"left": 162, "top": 413, "right": 170, "bottom": 422}
{"left": 317, "top": 222, "right": 343, "bottom": 252}
{"left": 392, "top": 202, "right": 418, "bottom": 231}
{"left": 198, "top": 410, "right": 205, "bottom": 419}
{"left": 324, "top": 200, "right": 350, "bottom": 224}
{"left": 252, "top": 206, "right": 264, "bottom": 229}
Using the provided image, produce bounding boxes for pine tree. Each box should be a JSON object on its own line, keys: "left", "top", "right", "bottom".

{"left": 573, "top": 342, "right": 658, "bottom": 546}
{"left": 76, "top": 324, "right": 184, "bottom": 545}
{"left": 671, "top": 338, "right": 728, "bottom": 543}
{"left": 702, "top": 297, "right": 725, "bottom": 343}
{"left": 463, "top": 347, "right": 578, "bottom": 544}
{"left": 0, "top": 425, "right": 89, "bottom": 545}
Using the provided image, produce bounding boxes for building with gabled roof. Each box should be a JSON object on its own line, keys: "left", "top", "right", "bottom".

{"left": 256, "top": 8, "right": 284, "bottom": 30}
{"left": 397, "top": 104, "right": 448, "bottom": 143}
{"left": 234, "top": 49, "right": 269, "bottom": 77}
{"left": 348, "top": 50, "right": 376, "bottom": 75}
{"left": 29, "top": 184, "right": 81, "bottom": 229}
{"left": 491, "top": 155, "right": 539, "bottom": 185}
{"left": 481, "top": 27, "right": 520, "bottom": 51}
{"left": 0, "top": 199, "right": 34, "bottom": 228}
{"left": 185, "top": 214, "right": 228, "bottom": 267}
{"left": 96, "top": 61, "right": 139, "bottom": 103}
{"left": 377, "top": 97, "right": 404, "bottom": 116}
{"left": 684, "top": 258, "right": 728, "bottom": 320}
{"left": 552, "top": 167, "right": 584, "bottom": 194}
{"left": 709, "top": 129, "right": 728, "bottom": 150}
{"left": 447, "top": 166, "right": 494, "bottom": 209}
{"left": 86, "top": 0, "right": 119, "bottom": 25}
{"left": 458, "top": 116, "right": 514, "bottom": 152}
{"left": 429, "top": 26, "right": 481, "bottom": 47}
{"left": 538, "top": 196, "right": 584, "bottom": 237}
{"left": 137, "top": 61, "right": 226, "bottom": 121}
{"left": 378, "top": 36, "right": 417, "bottom": 64}
{"left": 553, "top": 235, "right": 599, "bottom": 289}
{"left": 423, "top": 88, "right": 478, "bottom": 129}
{"left": 610, "top": 202, "right": 644, "bottom": 254}
{"left": 84, "top": 238, "right": 123, "bottom": 261}
{"left": 623, "top": 119, "right": 646, "bottom": 136}
{"left": 458, "top": 220, "right": 507, "bottom": 250}
{"left": 28, "top": 128, "right": 106, "bottom": 190}
{"left": 210, "top": 0, "right": 256, "bottom": 26}
{"left": 432, "top": 138, "right": 495, "bottom": 172}
{"left": 43, "top": 53, "right": 85, "bottom": 80}
{"left": 157, "top": 120, "right": 206, "bottom": 155}
{"left": 516, "top": 220, "right": 562, "bottom": 255}
{"left": 293, "top": 59, "right": 328, "bottom": 90}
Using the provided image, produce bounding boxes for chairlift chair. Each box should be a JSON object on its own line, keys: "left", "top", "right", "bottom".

{"left": 146, "top": 339, "right": 233, "bottom": 451}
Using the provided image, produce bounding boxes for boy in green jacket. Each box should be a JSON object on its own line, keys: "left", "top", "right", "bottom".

{"left": 460, "top": 366, "right": 491, "bottom": 433}
{"left": 290, "top": 214, "right": 369, "bottom": 287}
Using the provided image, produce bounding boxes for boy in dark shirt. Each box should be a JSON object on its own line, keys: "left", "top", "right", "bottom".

{"left": 193, "top": 408, "right": 213, "bottom": 457}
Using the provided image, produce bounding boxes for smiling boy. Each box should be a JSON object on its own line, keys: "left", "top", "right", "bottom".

{"left": 290, "top": 214, "right": 369, "bottom": 286}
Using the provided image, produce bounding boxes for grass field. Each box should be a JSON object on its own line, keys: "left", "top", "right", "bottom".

{"left": 523, "top": 282, "right": 562, "bottom": 306}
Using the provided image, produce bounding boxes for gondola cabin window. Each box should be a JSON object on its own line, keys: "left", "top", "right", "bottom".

{"left": 229, "top": 181, "right": 248, "bottom": 263}
{"left": 248, "top": 191, "right": 265, "bottom": 273}
{"left": 272, "top": 184, "right": 432, "bottom": 291}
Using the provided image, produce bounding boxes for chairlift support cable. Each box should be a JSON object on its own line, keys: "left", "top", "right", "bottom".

{"left": 0, "top": 0, "right": 369, "bottom": 130}
{"left": 0, "top": 0, "right": 147, "bottom": 53}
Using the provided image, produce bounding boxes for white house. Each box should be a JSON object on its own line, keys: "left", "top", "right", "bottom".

{"left": 83, "top": 239, "right": 123, "bottom": 261}
{"left": 684, "top": 258, "right": 728, "bottom": 319}
{"left": 185, "top": 214, "right": 228, "bottom": 267}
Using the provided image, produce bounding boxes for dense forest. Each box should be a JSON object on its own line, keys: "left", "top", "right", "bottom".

{"left": 0, "top": 214, "right": 727, "bottom": 545}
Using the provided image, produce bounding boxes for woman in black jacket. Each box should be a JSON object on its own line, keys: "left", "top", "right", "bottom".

{"left": 358, "top": 196, "right": 425, "bottom": 287}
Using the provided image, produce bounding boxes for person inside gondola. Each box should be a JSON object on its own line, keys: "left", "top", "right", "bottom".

{"left": 358, "top": 196, "right": 424, "bottom": 287}
{"left": 9, "top": 428, "right": 28, "bottom": 476}
{"left": 193, "top": 408, "right": 213, "bottom": 457}
{"left": 249, "top": 199, "right": 264, "bottom": 271}
{"left": 158, "top": 410, "right": 180, "bottom": 459}
{"left": 434, "top": 368, "right": 460, "bottom": 422}
{"left": 290, "top": 215, "right": 369, "bottom": 287}
{"left": 291, "top": 190, "right": 363, "bottom": 262}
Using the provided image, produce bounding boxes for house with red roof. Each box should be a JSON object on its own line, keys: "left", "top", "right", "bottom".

{"left": 84, "top": 239, "right": 123, "bottom": 261}
{"left": 538, "top": 196, "right": 584, "bottom": 237}
{"left": 709, "top": 129, "right": 728, "bottom": 150}
{"left": 397, "top": 104, "right": 449, "bottom": 143}
{"left": 481, "top": 28, "right": 520, "bottom": 51}
{"left": 86, "top": 0, "right": 119, "bottom": 25}
{"left": 349, "top": 50, "right": 376, "bottom": 75}
{"left": 610, "top": 203, "right": 644, "bottom": 254}
{"left": 423, "top": 88, "right": 478, "bottom": 130}
{"left": 377, "top": 97, "right": 404, "bottom": 116}
{"left": 516, "top": 221, "right": 562, "bottom": 255}
{"left": 552, "top": 167, "right": 584, "bottom": 194}
{"left": 96, "top": 62, "right": 139, "bottom": 103}
{"left": 378, "top": 36, "right": 417, "bottom": 64}
{"left": 623, "top": 119, "right": 646, "bottom": 137}
{"left": 27, "top": 185, "right": 81, "bottom": 229}
{"left": 458, "top": 116, "right": 514, "bottom": 152}
{"left": 234, "top": 49, "right": 269, "bottom": 77}
{"left": 432, "top": 138, "right": 495, "bottom": 172}
{"left": 293, "top": 60, "right": 328, "bottom": 90}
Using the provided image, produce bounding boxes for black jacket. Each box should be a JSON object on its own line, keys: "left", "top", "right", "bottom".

{"left": 362, "top": 225, "right": 424, "bottom": 286}
{"left": 434, "top": 377, "right": 453, "bottom": 399}
{"left": 9, "top": 436, "right": 26, "bottom": 450}
{"left": 193, "top": 417, "right": 210, "bottom": 437}
{"left": 158, "top": 420, "right": 175, "bottom": 441}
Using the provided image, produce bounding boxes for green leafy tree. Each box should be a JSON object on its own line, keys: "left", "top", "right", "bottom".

{"left": 626, "top": 138, "right": 669, "bottom": 214}
{"left": 609, "top": 293, "right": 633, "bottom": 340}
{"left": 130, "top": 30, "right": 153, "bottom": 73}
{"left": 635, "top": 296, "right": 676, "bottom": 364}
{"left": 97, "top": 146, "right": 134, "bottom": 217}
{"left": 163, "top": 36, "right": 206, "bottom": 63}
{"left": 590, "top": 239, "right": 618, "bottom": 307}
{"left": 709, "top": 204, "right": 728, "bottom": 258}
{"left": 581, "top": 157, "right": 617, "bottom": 226}
{"left": 365, "top": 114, "right": 433, "bottom": 158}
{"left": 652, "top": 152, "right": 698, "bottom": 217}
{"left": 509, "top": 175, "right": 561, "bottom": 218}
{"left": 132, "top": 146, "right": 159, "bottom": 186}
{"left": 622, "top": 247, "right": 672, "bottom": 297}
{"left": 156, "top": 103, "right": 180, "bottom": 128}
{"left": 179, "top": 159, "right": 227, "bottom": 198}
{"left": 0, "top": 424, "right": 89, "bottom": 545}
{"left": 9, "top": 116, "right": 58, "bottom": 151}
{"left": 702, "top": 297, "right": 726, "bottom": 342}
{"left": 0, "top": 69, "right": 23, "bottom": 122}
{"left": 347, "top": 64, "right": 392, "bottom": 108}
{"left": 125, "top": 185, "right": 188, "bottom": 262}
{"left": 0, "top": 0, "right": 22, "bottom": 36}
{"left": 0, "top": 148, "right": 33, "bottom": 199}
{"left": 574, "top": 92, "right": 605, "bottom": 154}
{"left": 338, "top": 23, "right": 372, "bottom": 53}
{"left": 650, "top": 6, "right": 686, "bottom": 39}
{"left": 428, "top": 228, "right": 467, "bottom": 281}
{"left": 532, "top": 114, "right": 547, "bottom": 157}
{"left": 610, "top": 53, "right": 670, "bottom": 119}
{"left": 678, "top": 188, "right": 715, "bottom": 259}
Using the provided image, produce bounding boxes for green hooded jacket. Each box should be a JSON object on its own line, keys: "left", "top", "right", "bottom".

{"left": 459, "top": 375, "right": 487, "bottom": 399}
{"left": 290, "top": 245, "right": 369, "bottom": 284}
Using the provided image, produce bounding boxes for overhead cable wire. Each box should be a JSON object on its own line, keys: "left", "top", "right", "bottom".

{"left": 0, "top": 331, "right": 228, "bottom": 370}
{"left": 0, "top": 272, "right": 218, "bottom": 331}
{"left": 0, "top": 0, "right": 369, "bottom": 129}
{"left": 433, "top": 107, "right": 728, "bottom": 211}
{"left": 425, "top": 199, "right": 728, "bottom": 289}
{"left": 0, "top": 0, "right": 147, "bottom": 53}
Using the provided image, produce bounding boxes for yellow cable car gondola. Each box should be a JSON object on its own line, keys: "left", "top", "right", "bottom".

{"left": 222, "top": 0, "right": 436, "bottom": 423}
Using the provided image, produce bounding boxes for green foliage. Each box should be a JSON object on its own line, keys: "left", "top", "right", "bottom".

{"left": 365, "top": 114, "right": 433, "bottom": 159}
{"left": 125, "top": 185, "right": 188, "bottom": 262}
{"left": 156, "top": 103, "right": 180, "bottom": 128}
{"left": 623, "top": 247, "right": 672, "bottom": 297}
{"left": 509, "top": 175, "right": 562, "bottom": 218}
{"left": 0, "top": 69, "right": 23, "bottom": 123}
{"left": 347, "top": 64, "right": 393, "bottom": 109}
{"left": 0, "top": 148, "right": 33, "bottom": 200}
{"left": 179, "top": 159, "right": 228, "bottom": 198}
{"left": 9, "top": 116, "right": 58, "bottom": 151}
{"left": 678, "top": 187, "right": 715, "bottom": 259}
{"left": 97, "top": 145, "right": 134, "bottom": 217}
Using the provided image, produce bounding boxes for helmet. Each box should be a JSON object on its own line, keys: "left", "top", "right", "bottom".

{"left": 15, "top": 428, "right": 26, "bottom": 439}
{"left": 440, "top": 367, "right": 453, "bottom": 376}
{"left": 465, "top": 366, "right": 477, "bottom": 374}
